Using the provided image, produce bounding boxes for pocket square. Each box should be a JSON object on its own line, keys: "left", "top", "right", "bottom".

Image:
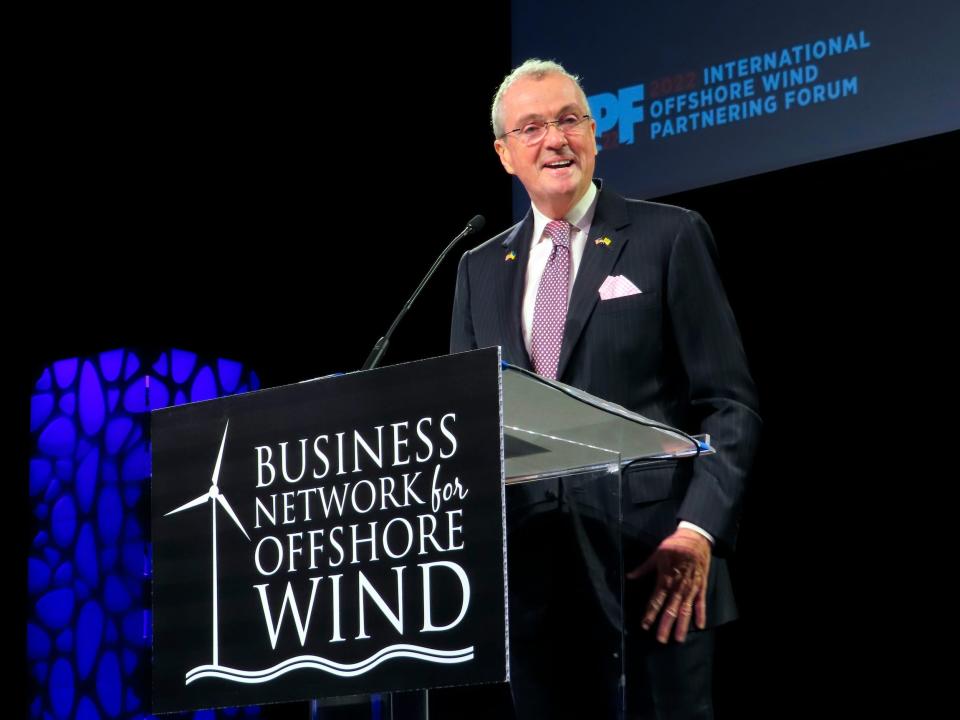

{"left": 598, "top": 275, "right": 642, "bottom": 300}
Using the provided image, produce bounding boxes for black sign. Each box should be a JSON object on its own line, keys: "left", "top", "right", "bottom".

{"left": 151, "top": 349, "right": 507, "bottom": 713}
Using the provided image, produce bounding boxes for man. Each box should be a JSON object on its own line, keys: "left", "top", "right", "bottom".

{"left": 449, "top": 59, "right": 761, "bottom": 719}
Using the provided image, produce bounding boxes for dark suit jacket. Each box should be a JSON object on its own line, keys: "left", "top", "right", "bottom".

{"left": 450, "top": 181, "right": 761, "bottom": 627}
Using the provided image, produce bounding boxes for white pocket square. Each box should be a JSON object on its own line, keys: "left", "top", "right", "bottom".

{"left": 598, "top": 275, "right": 642, "bottom": 300}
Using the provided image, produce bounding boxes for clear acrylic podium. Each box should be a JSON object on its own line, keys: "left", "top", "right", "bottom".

{"left": 301, "top": 358, "right": 705, "bottom": 720}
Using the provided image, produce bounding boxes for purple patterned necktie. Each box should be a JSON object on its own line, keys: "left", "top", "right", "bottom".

{"left": 530, "top": 220, "right": 572, "bottom": 379}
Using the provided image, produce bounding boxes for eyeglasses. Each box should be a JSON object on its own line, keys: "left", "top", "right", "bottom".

{"left": 500, "top": 113, "right": 592, "bottom": 146}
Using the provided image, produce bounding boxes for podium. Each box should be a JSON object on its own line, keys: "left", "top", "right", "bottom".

{"left": 151, "top": 348, "right": 705, "bottom": 718}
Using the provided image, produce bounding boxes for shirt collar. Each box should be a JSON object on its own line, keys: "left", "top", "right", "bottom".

{"left": 530, "top": 181, "right": 599, "bottom": 246}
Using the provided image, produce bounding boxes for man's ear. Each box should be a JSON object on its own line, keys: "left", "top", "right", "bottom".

{"left": 494, "top": 138, "right": 516, "bottom": 175}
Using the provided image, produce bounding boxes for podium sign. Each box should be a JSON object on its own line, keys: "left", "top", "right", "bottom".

{"left": 151, "top": 349, "right": 507, "bottom": 713}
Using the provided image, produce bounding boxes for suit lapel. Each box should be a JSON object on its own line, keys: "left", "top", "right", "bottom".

{"left": 556, "top": 187, "right": 632, "bottom": 380}
{"left": 497, "top": 212, "right": 534, "bottom": 370}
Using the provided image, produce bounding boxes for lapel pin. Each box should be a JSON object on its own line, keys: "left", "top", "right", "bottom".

{"left": 594, "top": 236, "right": 613, "bottom": 247}
{"left": 505, "top": 250, "right": 517, "bottom": 261}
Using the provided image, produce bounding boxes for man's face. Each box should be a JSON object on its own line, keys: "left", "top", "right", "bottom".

{"left": 494, "top": 73, "right": 597, "bottom": 218}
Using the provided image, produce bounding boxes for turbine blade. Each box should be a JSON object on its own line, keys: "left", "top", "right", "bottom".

{"left": 217, "top": 493, "right": 250, "bottom": 541}
{"left": 165, "top": 494, "right": 209, "bottom": 516}
{"left": 211, "top": 421, "right": 230, "bottom": 487}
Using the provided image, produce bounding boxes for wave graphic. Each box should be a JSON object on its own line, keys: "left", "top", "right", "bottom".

{"left": 184, "top": 644, "right": 474, "bottom": 684}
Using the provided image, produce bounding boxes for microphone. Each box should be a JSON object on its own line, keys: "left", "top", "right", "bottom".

{"left": 360, "top": 215, "right": 486, "bottom": 371}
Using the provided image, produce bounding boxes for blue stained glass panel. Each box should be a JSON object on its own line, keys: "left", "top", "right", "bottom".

{"left": 37, "top": 589, "right": 74, "bottom": 630}
{"left": 123, "top": 353, "right": 139, "bottom": 380}
{"left": 76, "top": 449, "right": 99, "bottom": 513}
{"left": 76, "top": 600, "right": 104, "bottom": 680}
{"left": 44, "top": 478, "right": 63, "bottom": 504}
{"left": 30, "top": 348, "right": 262, "bottom": 720}
{"left": 122, "top": 381, "right": 148, "bottom": 414}
{"left": 75, "top": 523, "right": 99, "bottom": 586}
{"left": 75, "top": 696, "right": 100, "bottom": 720}
{"left": 38, "top": 417, "right": 77, "bottom": 458}
{"left": 122, "top": 648, "right": 138, "bottom": 675}
{"left": 49, "top": 658, "right": 75, "bottom": 718}
{"left": 56, "top": 629, "right": 73, "bottom": 653}
{"left": 30, "top": 458, "right": 53, "bottom": 497}
{"left": 105, "top": 418, "right": 133, "bottom": 455}
{"left": 152, "top": 352, "right": 169, "bottom": 378}
{"left": 29, "top": 557, "right": 52, "bottom": 595}
{"left": 28, "top": 623, "right": 51, "bottom": 660}
{"left": 123, "top": 486, "right": 142, "bottom": 508}
{"left": 53, "top": 561, "right": 72, "bottom": 587}
{"left": 53, "top": 358, "right": 78, "bottom": 389}
{"left": 97, "top": 487, "right": 123, "bottom": 545}
{"left": 121, "top": 442, "right": 150, "bottom": 482}
{"left": 219, "top": 358, "right": 243, "bottom": 393}
{"left": 96, "top": 651, "right": 122, "bottom": 717}
{"left": 190, "top": 365, "right": 218, "bottom": 402}
{"left": 99, "top": 349, "right": 124, "bottom": 382}
{"left": 32, "top": 393, "right": 55, "bottom": 431}
{"left": 147, "top": 378, "right": 170, "bottom": 409}
{"left": 104, "top": 575, "right": 132, "bottom": 613}
{"left": 59, "top": 393, "right": 76, "bottom": 416}
{"left": 52, "top": 496, "right": 78, "bottom": 548}
{"left": 172, "top": 349, "right": 198, "bottom": 383}
{"left": 79, "top": 361, "right": 106, "bottom": 436}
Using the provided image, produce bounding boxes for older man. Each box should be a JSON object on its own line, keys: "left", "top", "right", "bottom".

{"left": 447, "top": 58, "right": 761, "bottom": 719}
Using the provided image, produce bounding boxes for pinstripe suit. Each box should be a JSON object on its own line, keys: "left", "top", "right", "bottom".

{"left": 448, "top": 180, "right": 761, "bottom": 717}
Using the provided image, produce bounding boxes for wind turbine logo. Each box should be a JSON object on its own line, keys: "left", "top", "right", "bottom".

{"left": 165, "top": 420, "right": 250, "bottom": 667}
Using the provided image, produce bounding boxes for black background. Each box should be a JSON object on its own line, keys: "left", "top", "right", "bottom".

{"left": 15, "top": 5, "right": 951, "bottom": 718}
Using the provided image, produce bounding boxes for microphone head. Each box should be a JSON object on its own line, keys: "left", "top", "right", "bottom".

{"left": 466, "top": 215, "right": 486, "bottom": 233}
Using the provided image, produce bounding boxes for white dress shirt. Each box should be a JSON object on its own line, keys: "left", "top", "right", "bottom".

{"left": 520, "top": 183, "right": 714, "bottom": 547}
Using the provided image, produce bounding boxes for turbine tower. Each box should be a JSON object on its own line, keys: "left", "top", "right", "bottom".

{"left": 165, "top": 421, "right": 250, "bottom": 666}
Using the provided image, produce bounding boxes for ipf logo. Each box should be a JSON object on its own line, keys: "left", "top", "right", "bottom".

{"left": 589, "top": 82, "right": 645, "bottom": 150}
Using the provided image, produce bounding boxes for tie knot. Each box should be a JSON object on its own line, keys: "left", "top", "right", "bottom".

{"left": 545, "top": 220, "right": 571, "bottom": 249}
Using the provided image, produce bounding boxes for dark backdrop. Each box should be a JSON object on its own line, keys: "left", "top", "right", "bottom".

{"left": 15, "top": 6, "right": 950, "bottom": 717}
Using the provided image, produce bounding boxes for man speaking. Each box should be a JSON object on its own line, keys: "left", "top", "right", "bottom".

{"left": 450, "top": 59, "right": 761, "bottom": 719}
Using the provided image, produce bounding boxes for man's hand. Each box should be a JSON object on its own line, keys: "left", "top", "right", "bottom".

{"left": 626, "top": 528, "right": 711, "bottom": 644}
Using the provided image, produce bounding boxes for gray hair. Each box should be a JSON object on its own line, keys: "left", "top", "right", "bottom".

{"left": 491, "top": 58, "right": 590, "bottom": 138}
